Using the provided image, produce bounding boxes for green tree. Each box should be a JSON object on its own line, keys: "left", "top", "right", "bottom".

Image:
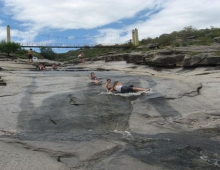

{"left": 40, "top": 46, "right": 57, "bottom": 60}
{"left": 179, "top": 26, "right": 198, "bottom": 40}
{"left": 0, "top": 41, "right": 21, "bottom": 55}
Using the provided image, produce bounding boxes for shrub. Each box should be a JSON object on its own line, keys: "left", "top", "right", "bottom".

{"left": 0, "top": 41, "right": 21, "bottom": 55}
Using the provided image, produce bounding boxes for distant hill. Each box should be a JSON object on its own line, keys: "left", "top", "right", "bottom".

{"left": 56, "top": 26, "right": 220, "bottom": 62}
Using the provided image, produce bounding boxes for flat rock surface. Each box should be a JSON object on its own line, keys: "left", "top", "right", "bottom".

{"left": 1, "top": 61, "right": 220, "bottom": 169}
{"left": 0, "top": 141, "right": 69, "bottom": 170}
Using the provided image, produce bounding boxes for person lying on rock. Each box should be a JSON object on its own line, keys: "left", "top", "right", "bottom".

{"left": 90, "top": 72, "right": 102, "bottom": 84}
{"left": 113, "top": 81, "right": 150, "bottom": 93}
{"left": 105, "top": 79, "right": 113, "bottom": 92}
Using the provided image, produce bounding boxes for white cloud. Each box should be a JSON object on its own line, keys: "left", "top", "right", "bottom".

{"left": 68, "top": 36, "right": 75, "bottom": 40}
{"left": 2, "top": 0, "right": 156, "bottom": 31}
{"left": 1, "top": 0, "right": 220, "bottom": 46}
{"left": 95, "top": 0, "right": 220, "bottom": 44}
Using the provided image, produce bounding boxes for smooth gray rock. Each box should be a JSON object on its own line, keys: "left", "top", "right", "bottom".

{"left": 1, "top": 67, "right": 220, "bottom": 170}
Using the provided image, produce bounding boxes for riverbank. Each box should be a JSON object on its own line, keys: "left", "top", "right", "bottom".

{"left": 0, "top": 60, "right": 220, "bottom": 169}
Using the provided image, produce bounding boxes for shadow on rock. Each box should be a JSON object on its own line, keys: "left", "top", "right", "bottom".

{"left": 17, "top": 90, "right": 132, "bottom": 141}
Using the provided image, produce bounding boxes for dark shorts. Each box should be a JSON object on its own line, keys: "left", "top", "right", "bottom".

{"left": 121, "top": 85, "right": 135, "bottom": 93}
{"left": 28, "top": 54, "right": 33, "bottom": 59}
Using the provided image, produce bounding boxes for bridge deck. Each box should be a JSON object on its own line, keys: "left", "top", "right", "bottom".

{"left": 20, "top": 44, "right": 132, "bottom": 48}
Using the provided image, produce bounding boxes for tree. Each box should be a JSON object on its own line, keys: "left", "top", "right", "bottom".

{"left": 0, "top": 41, "right": 21, "bottom": 56}
{"left": 180, "top": 26, "right": 198, "bottom": 40}
{"left": 40, "top": 46, "right": 57, "bottom": 60}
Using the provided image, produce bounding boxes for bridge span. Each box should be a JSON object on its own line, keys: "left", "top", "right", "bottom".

{"left": 20, "top": 43, "right": 132, "bottom": 49}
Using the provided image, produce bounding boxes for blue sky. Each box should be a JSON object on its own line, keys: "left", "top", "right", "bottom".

{"left": 0, "top": 0, "right": 220, "bottom": 53}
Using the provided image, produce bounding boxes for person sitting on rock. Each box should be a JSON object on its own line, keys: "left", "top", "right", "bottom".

{"left": 105, "top": 79, "right": 113, "bottom": 92}
{"left": 52, "top": 63, "right": 58, "bottom": 69}
{"left": 37, "top": 63, "right": 43, "bottom": 70}
{"left": 113, "top": 81, "right": 150, "bottom": 93}
{"left": 37, "top": 63, "right": 47, "bottom": 70}
{"left": 90, "top": 72, "right": 102, "bottom": 84}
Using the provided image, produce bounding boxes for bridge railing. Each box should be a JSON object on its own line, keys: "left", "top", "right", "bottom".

{"left": 19, "top": 42, "right": 132, "bottom": 48}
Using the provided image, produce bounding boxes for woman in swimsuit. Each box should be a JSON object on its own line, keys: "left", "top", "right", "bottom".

{"left": 113, "top": 81, "right": 150, "bottom": 93}
{"left": 105, "top": 79, "right": 112, "bottom": 92}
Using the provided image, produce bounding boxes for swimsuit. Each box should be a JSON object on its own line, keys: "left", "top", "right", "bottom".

{"left": 115, "top": 85, "right": 122, "bottom": 92}
{"left": 121, "top": 85, "right": 135, "bottom": 93}
{"left": 91, "top": 76, "right": 97, "bottom": 80}
{"left": 28, "top": 54, "right": 33, "bottom": 59}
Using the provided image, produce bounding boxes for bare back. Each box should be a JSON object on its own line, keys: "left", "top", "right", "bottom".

{"left": 28, "top": 50, "right": 32, "bottom": 55}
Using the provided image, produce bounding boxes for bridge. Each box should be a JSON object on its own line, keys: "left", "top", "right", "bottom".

{"left": 5, "top": 25, "right": 139, "bottom": 49}
{"left": 19, "top": 43, "right": 132, "bottom": 48}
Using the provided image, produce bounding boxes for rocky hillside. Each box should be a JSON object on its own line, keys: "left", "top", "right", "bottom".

{"left": 78, "top": 44, "right": 220, "bottom": 68}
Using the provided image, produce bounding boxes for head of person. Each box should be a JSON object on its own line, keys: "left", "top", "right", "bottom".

{"left": 106, "top": 79, "right": 111, "bottom": 83}
{"left": 90, "top": 72, "right": 95, "bottom": 76}
{"left": 30, "top": 48, "right": 32, "bottom": 51}
{"left": 113, "top": 81, "right": 119, "bottom": 89}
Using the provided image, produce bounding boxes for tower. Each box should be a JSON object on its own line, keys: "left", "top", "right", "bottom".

{"left": 6, "top": 25, "right": 11, "bottom": 42}
{"left": 134, "top": 28, "right": 139, "bottom": 46}
{"left": 132, "top": 28, "right": 139, "bottom": 46}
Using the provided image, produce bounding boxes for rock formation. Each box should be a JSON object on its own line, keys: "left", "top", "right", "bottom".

{"left": 85, "top": 44, "right": 220, "bottom": 68}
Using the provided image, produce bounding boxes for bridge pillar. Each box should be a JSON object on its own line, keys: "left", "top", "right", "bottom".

{"left": 132, "top": 28, "right": 139, "bottom": 46}
{"left": 6, "top": 25, "right": 11, "bottom": 43}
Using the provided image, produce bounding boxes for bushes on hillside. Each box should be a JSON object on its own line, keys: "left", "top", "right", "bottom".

{"left": 40, "top": 46, "right": 57, "bottom": 60}
{"left": 140, "top": 26, "right": 220, "bottom": 48}
{"left": 0, "top": 40, "right": 21, "bottom": 56}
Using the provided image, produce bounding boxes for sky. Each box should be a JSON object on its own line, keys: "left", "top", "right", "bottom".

{"left": 0, "top": 0, "right": 220, "bottom": 53}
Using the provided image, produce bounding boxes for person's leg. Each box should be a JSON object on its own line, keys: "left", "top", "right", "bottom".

{"left": 95, "top": 80, "right": 102, "bottom": 84}
{"left": 132, "top": 87, "right": 150, "bottom": 92}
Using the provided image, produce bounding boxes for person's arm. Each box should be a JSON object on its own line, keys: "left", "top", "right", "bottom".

{"left": 112, "top": 85, "right": 116, "bottom": 91}
{"left": 109, "top": 88, "right": 113, "bottom": 92}
{"left": 105, "top": 83, "right": 109, "bottom": 91}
